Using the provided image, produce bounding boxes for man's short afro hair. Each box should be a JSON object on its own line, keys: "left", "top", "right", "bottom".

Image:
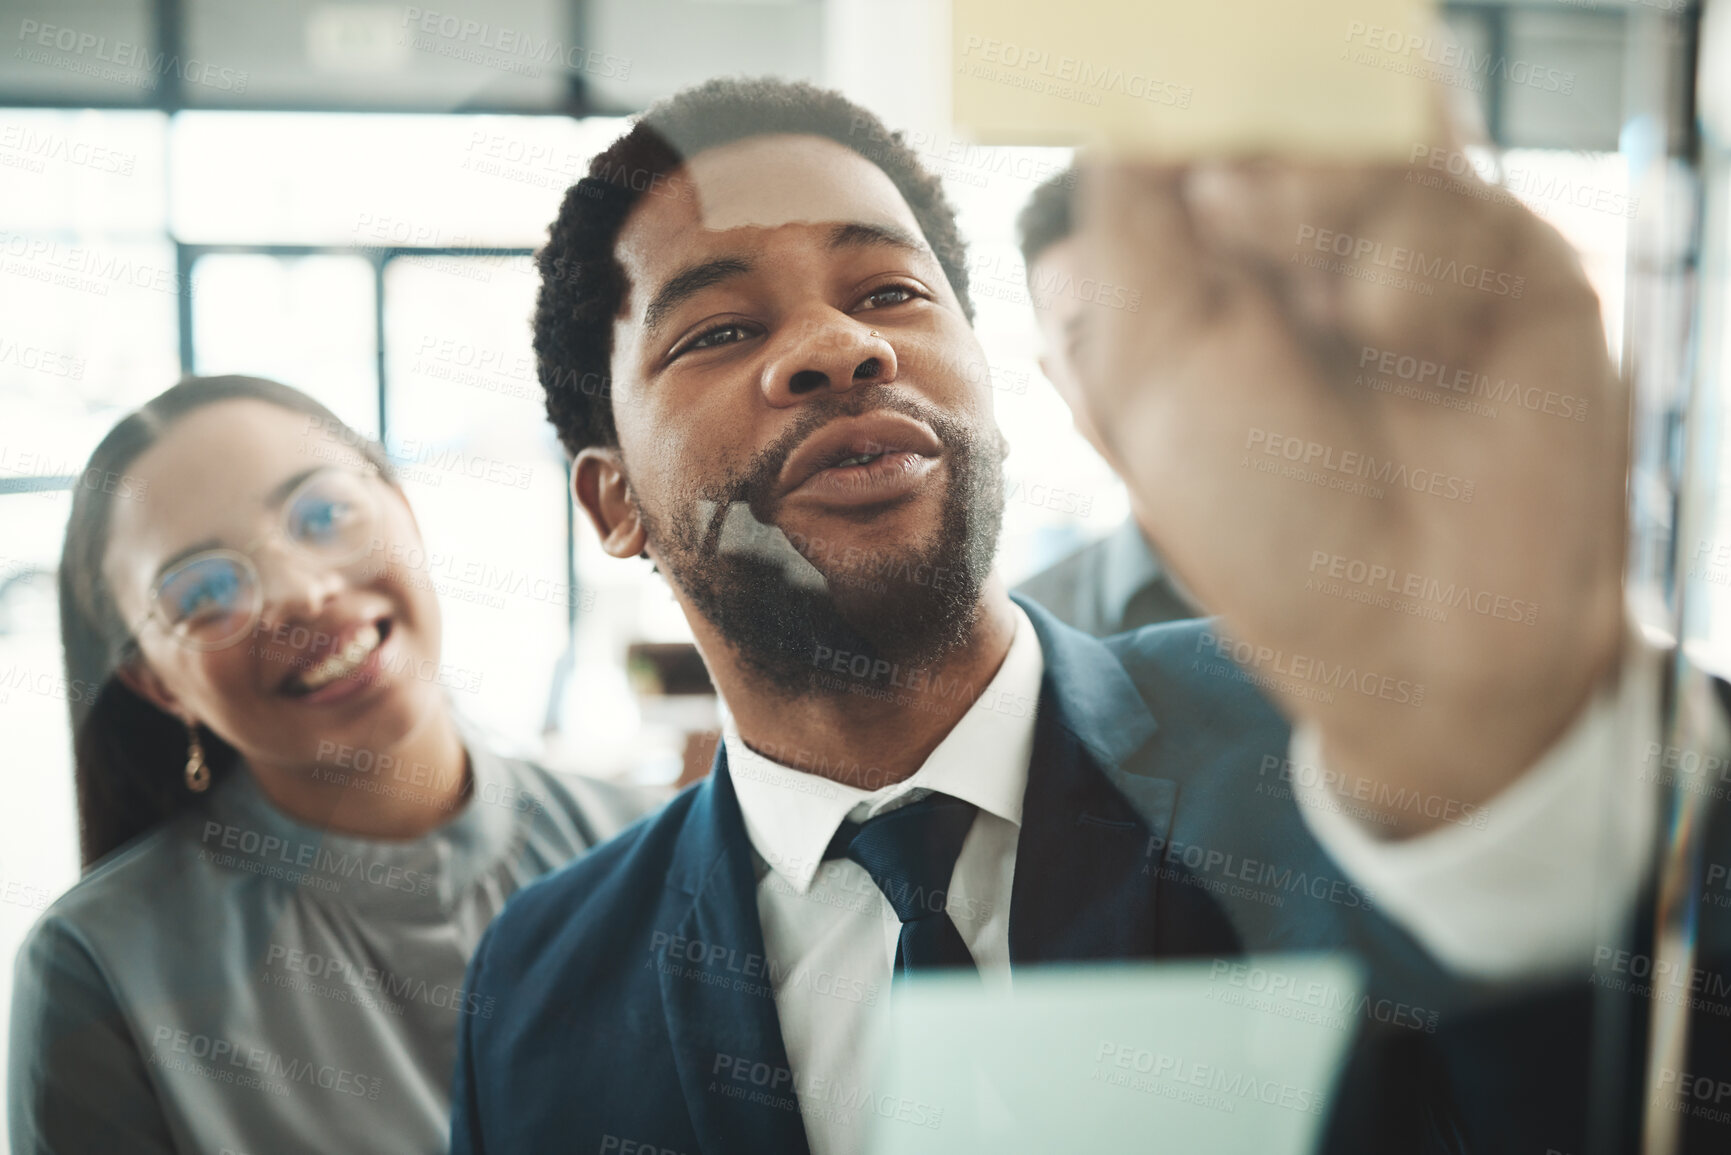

{"left": 532, "top": 77, "right": 976, "bottom": 458}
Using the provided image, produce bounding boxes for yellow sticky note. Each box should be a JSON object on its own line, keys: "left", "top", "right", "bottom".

{"left": 953, "top": 0, "right": 1437, "bottom": 159}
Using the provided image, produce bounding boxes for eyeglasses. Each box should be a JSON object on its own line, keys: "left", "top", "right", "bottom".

{"left": 132, "top": 467, "right": 384, "bottom": 652}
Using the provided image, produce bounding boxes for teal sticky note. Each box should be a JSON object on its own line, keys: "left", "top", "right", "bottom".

{"left": 865, "top": 955, "right": 1364, "bottom": 1154}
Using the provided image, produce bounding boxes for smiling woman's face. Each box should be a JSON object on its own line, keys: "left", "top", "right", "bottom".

{"left": 103, "top": 399, "right": 446, "bottom": 769}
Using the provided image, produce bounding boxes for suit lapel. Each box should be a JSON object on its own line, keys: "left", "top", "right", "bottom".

{"left": 658, "top": 753, "right": 813, "bottom": 1155}
{"left": 1008, "top": 595, "right": 1178, "bottom": 965}
{"left": 654, "top": 600, "right": 1190, "bottom": 1148}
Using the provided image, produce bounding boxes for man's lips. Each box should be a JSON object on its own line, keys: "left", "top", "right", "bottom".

{"left": 777, "top": 412, "right": 945, "bottom": 501}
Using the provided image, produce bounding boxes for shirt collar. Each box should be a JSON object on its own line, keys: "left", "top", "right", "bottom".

{"left": 725, "top": 601, "right": 1045, "bottom": 895}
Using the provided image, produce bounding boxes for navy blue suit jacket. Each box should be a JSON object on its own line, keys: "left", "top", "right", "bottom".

{"left": 449, "top": 601, "right": 1623, "bottom": 1154}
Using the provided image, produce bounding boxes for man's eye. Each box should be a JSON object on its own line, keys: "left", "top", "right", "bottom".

{"left": 685, "top": 323, "right": 755, "bottom": 353}
{"left": 861, "top": 285, "right": 917, "bottom": 309}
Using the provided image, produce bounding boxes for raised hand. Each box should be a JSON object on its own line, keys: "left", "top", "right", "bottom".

{"left": 1072, "top": 148, "right": 1628, "bottom": 834}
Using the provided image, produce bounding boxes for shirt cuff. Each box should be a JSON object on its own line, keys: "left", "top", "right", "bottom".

{"left": 1287, "top": 621, "right": 1664, "bottom": 980}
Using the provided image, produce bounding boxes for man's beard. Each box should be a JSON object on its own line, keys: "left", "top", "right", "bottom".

{"left": 636, "top": 387, "right": 1006, "bottom": 698}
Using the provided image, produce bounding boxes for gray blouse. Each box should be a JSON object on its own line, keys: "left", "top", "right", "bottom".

{"left": 7, "top": 735, "right": 662, "bottom": 1155}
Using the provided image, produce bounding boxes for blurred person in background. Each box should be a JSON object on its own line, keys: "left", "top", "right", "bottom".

{"left": 1011, "top": 169, "right": 1199, "bottom": 636}
{"left": 7, "top": 375, "right": 661, "bottom": 1155}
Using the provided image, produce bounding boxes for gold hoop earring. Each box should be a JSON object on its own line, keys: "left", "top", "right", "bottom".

{"left": 184, "top": 722, "right": 211, "bottom": 794}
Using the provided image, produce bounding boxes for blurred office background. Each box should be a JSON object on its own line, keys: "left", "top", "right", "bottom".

{"left": 0, "top": 0, "right": 1690, "bottom": 1134}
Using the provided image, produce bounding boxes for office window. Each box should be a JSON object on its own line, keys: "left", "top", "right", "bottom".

{"left": 382, "top": 254, "right": 573, "bottom": 746}
{"left": 190, "top": 253, "right": 379, "bottom": 436}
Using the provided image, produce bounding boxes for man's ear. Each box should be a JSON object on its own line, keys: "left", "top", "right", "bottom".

{"left": 573, "top": 447, "right": 648, "bottom": 559}
{"left": 114, "top": 659, "right": 190, "bottom": 724}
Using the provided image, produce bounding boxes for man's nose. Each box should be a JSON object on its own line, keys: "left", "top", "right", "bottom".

{"left": 760, "top": 313, "right": 898, "bottom": 407}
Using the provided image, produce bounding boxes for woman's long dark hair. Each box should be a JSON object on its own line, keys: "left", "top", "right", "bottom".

{"left": 60, "top": 376, "right": 395, "bottom": 869}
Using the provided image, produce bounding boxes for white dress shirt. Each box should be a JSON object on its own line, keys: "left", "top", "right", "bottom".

{"left": 1288, "top": 615, "right": 1668, "bottom": 979}
{"left": 723, "top": 601, "right": 1667, "bottom": 1152}
{"left": 724, "top": 602, "right": 1042, "bottom": 1155}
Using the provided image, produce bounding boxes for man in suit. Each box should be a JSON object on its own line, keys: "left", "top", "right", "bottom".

{"left": 1011, "top": 170, "right": 1198, "bottom": 636}
{"left": 451, "top": 78, "right": 1665, "bottom": 1153}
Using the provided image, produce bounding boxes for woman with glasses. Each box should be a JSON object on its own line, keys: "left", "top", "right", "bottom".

{"left": 7, "top": 375, "right": 661, "bottom": 1155}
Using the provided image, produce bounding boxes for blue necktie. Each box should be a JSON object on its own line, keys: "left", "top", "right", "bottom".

{"left": 826, "top": 793, "right": 979, "bottom": 979}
